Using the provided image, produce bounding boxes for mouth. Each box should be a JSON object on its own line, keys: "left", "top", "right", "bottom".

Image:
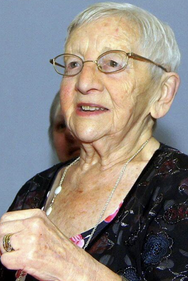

{"left": 77, "top": 103, "right": 108, "bottom": 112}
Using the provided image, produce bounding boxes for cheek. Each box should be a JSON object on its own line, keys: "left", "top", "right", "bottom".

{"left": 109, "top": 78, "right": 136, "bottom": 110}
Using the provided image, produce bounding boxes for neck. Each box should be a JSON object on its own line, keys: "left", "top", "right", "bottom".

{"left": 79, "top": 135, "right": 159, "bottom": 171}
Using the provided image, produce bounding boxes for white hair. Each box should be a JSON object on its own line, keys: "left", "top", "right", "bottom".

{"left": 66, "top": 2, "right": 180, "bottom": 75}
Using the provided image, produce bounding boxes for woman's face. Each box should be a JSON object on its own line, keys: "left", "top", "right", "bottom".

{"left": 53, "top": 111, "right": 80, "bottom": 162}
{"left": 60, "top": 17, "right": 155, "bottom": 144}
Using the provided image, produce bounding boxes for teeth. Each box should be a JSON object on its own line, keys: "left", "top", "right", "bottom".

{"left": 81, "top": 105, "right": 105, "bottom": 111}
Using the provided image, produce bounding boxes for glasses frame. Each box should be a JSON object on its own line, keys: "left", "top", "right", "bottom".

{"left": 49, "top": 50, "right": 168, "bottom": 77}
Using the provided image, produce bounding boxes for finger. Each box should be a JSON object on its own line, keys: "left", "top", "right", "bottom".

{"left": 1, "top": 250, "right": 48, "bottom": 281}
{"left": 0, "top": 228, "right": 34, "bottom": 255}
{"left": 0, "top": 250, "right": 24, "bottom": 270}
{"left": 0, "top": 209, "right": 44, "bottom": 223}
{"left": 0, "top": 220, "right": 25, "bottom": 237}
{"left": 0, "top": 229, "right": 30, "bottom": 255}
{"left": 0, "top": 209, "right": 48, "bottom": 234}
{"left": 0, "top": 233, "right": 15, "bottom": 255}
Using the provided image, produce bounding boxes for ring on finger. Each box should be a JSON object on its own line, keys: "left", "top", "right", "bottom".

{"left": 3, "top": 233, "right": 15, "bottom": 252}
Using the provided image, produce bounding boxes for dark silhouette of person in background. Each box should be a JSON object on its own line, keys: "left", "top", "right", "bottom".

{"left": 48, "top": 91, "right": 80, "bottom": 162}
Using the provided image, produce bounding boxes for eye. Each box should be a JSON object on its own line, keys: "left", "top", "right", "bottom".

{"left": 98, "top": 52, "right": 127, "bottom": 73}
{"left": 64, "top": 55, "right": 82, "bottom": 74}
{"left": 100, "top": 57, "right": 122, "bottom": 71}
{"left": 109, "top": 60, "right": 119, "bottom": 68}
{"left": 68, "top": 61, "right": 80, "bottom": 69}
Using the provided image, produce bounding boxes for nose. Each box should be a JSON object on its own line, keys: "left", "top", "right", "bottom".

{"left": 75, "top": 61, "right": 104, "bottom": 95}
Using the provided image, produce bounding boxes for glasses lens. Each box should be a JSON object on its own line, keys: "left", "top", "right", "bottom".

{"left": 54, "top": 54, "right": 82, "bottom": 76}
{"left": 98, "top": 51, "right": 128, "bottom": 73}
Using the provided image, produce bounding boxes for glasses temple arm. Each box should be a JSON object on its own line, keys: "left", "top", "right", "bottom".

{"left": 49, "top": 59, "right": 65, "bottom": 68}
{"left": 127, "top": 52, "right": 168, "bottom": 72}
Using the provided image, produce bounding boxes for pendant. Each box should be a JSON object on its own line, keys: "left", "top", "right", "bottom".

{"left": 55, "top": 185, "right": 62, "bottom": 195}
{"left": 46, "top": 206, "right": 52, "bottom": 216}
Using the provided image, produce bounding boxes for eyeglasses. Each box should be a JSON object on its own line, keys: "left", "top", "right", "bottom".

{"left": 49, "top": 50, "right": 168, "bottom": 77}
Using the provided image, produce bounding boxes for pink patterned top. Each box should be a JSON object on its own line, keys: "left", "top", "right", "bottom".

{"left": 70, "top": 202, "right": 123, "bottom": 248}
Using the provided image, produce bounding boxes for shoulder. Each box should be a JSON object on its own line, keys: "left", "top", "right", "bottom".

{"left": 139, "top": 143, "right": 188, "bottom": 192}
{"left": 152, "top": 143, "right": 188, "bottom": 174}
{"left": 8, "top": 163, "right": 64, "bottom": 211}
{"left": 135, "top": 143, "right": 188, "bottom": 217}
{"left": 21, "top": 162, "right": 64, "bottom": 192}
{"left": 8, "top": 160, "right": 76, "bottom": 212}
{"left": 158, "top": 142, "right": 188, "bottom": 160}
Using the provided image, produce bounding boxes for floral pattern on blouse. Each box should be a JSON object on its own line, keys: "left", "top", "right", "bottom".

{"left": 142, "top": 231, "right": 173, "bottom": 266}
{"left": 118, "top": 267, "right": 142, "bottom": 281}
{"left": 163, "top": 200, "right": 188, "bottom": 224}
{"left": 70, "top": 234, "right": 85, "bottom": 248}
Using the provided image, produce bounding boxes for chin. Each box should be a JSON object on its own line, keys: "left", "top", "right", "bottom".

{"left": 72, "top": 122, "right": 110, "bottom": 143}
{"left": 77, "top": 134, "right": 101, "bottom": 144}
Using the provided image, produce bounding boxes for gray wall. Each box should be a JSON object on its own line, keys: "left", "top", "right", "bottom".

{"left": 0, "top": 0, "right": 188, "bottom": 217}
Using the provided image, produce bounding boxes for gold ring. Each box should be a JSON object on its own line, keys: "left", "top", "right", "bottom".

{"left": 3, "top": 233, "right": 14, "bottom": 252}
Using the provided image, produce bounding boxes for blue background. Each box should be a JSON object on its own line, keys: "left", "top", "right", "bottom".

{"left": 0, "top": 0, "right": 188, "bottom": 216}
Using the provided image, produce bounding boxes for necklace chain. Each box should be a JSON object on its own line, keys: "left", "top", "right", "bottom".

{"left": 15, "top": 138, "right": 151, "bottom": 281}
{"left": 45, "top": 137, "right": 151, "bottom": 249}
{"left": 46, "top": 157, "right": 80, "bottom": 216}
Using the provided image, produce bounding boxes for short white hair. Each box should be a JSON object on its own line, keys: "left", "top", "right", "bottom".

{"left": 66, "top": 2, "right": 180, "bottom": 75}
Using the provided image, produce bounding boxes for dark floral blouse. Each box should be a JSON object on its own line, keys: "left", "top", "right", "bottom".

{"left": 1, "top": 144, "right": 188, "bottom": 281}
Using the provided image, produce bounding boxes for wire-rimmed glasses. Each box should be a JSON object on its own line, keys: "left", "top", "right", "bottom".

{"left": 49, "top": 50, "right": 168, "bottom": 77}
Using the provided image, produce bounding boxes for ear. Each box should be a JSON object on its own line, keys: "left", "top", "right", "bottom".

{"left": 150, "top": 72, "right": 180, "bottom": 119}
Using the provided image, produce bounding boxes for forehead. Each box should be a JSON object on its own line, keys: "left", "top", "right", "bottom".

{"left": 65, "top": 16, "right": 139, "bottom": 54}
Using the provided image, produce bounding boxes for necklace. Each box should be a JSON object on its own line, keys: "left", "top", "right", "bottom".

{"left": 46, "top": 156, "right": 80, "bottom": 216}
{"left": 45, "top": 137, "right": 151, "bottom": 250}
{"left": 15, "top": 138, "right": 151, "bottom": 281}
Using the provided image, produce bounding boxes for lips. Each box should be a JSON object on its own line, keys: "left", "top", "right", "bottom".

{"left": 77, "top": 103, "right": 108, "bottom": 112}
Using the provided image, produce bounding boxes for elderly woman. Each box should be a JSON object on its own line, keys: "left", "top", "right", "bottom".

{"left": 0, "top": 2, "right": 188, "bottom": 281}
{"left": 48, "top": 90, "right": 80, "bottom": 162}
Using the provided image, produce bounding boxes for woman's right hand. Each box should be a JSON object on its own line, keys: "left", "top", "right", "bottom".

{"left": 0, "top": 209, "right": 93, "bottom": 281}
